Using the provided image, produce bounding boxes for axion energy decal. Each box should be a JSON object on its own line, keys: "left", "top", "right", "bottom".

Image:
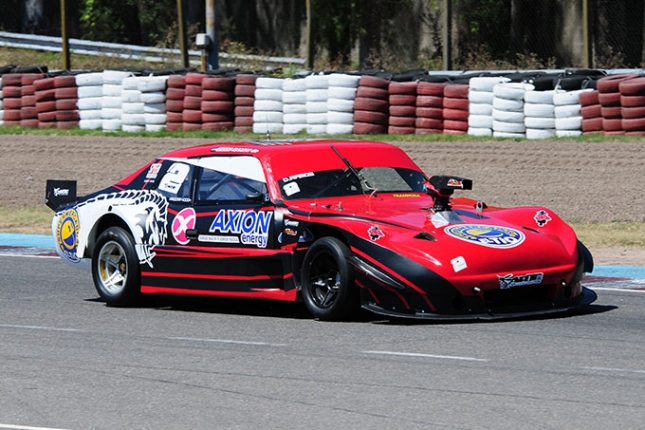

{"left": 208, "top": 209, "right": 273, "bottom": 248}
{"left": 444, "top": 224, "right": 525, "bottom": 249}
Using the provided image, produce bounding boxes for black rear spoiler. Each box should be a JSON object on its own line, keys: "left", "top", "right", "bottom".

{"left": 45, "top": 180, "right": 77, "bottom": 211}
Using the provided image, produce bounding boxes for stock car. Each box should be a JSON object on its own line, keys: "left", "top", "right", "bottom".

{"left": 46, "top": 139, "right": 596, "bottom": 321}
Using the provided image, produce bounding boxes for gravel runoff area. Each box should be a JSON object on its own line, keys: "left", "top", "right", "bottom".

{"left": 1, "top": 134, "right": 643, "bottom": 265}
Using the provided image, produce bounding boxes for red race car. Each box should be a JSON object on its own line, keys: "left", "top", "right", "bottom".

{"left": 46, "top": 139, "right": 596, "bottom": 320}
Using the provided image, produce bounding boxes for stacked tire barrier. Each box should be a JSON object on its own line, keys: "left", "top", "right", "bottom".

{"left": 619, "top": 76, "right": 645, "bottom": 135}
{"left": 4, "top": 68, "right": 645, "bottom": 138}
{"left": 443, "top": 83, "right": 469, "bottom": 134}
{"left": 234, "top": 74, "right": 257, "bottom": 133}
{"left": 580, "top": 89, "right": 602, "bottom": 134}
{"left": 305, "top": 74, "right": 328, "bottom": 135}
{"left": 77, "top": 72, "right": 104, "bottom": 130}
{"left": 253, "top": 77, "right": 284, "bottom": 135}
{"left": 524, "top": 89, "right": 556, "bottom": 139}
{"left": 353, "top": 75, "right": 389, "bottom": 134}
{"left": 416, "top": 81, "right": 445, "bottom": 135}
{"left": 327, "top": 73, "right": 360, "bottom": 135}
{"left": 388, "top": 81, "right": 417, "bottom": 135}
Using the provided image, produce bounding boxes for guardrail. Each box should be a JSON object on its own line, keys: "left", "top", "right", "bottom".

{"left": 0, "top": 31, "right": 305, "bottom": 71}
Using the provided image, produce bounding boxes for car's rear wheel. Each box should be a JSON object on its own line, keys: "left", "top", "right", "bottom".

{"left": 92, "top": 227, "right": 142, "bottom": 307}
{"left": 301, "top": 237, "right": 358, "bottom": 321}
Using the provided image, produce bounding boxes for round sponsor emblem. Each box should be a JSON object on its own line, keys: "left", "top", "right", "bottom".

{"left": 444, "top": 224, "right": 525, "bottom": 249}
{"left": 56, "top": 208, "right": 80, "bottom": 262}
{"left": 172, "top": 207, "right": 196, "bottom": 245}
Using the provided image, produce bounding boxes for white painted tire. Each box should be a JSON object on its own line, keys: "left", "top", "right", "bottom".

{"left": 327, "top": 111, "right": 354, "bottom": 125}
{"left": 145, "top": 124, "right": 166, "bottom": 132}
{"left": 78, "top": 86, "right": 103, "bottom": 99}
{"left": 122, "top": 77, "right": 139, "bottom": 91}
{"left": 283, "top": 78, "right": 307, "bottom": 92}
{"left": 554, "top": 104, "right": 581, "bottom": 118}
{"left": 525, "top": 116, "right": 556, "bottom": 129}
{"left": 102, "top": 84, "right": 123, "bottom": 97}
{"left": 122, "top": 124, "right": 145, "bottom": 132}
{"left": 283, "top": 113, "right": 307, "bottom": 124}
{"left": 144, "top": 113, "right": 167, "bottom": 124}
{"left": 526, "top": 128, "right": 556, "bottom": 139}
{"left": 469, "top": 102, "right": 493, "bottom": 115}
{"left": 138, "top": 76, "right": 168, "bottom": 92}
{"left": 492, "top": 108, "right": 524, "bottom": 123}
{"left": 121, "top": 90, "right": 142, "bottom": 103}
{"left": 305, "top": 75, "right": 329, "bottom": 89}
{"left": 307, "top": 112, "right": 328, "bottom": 124}
{"left": 101, "top": 107, "right": 122, "bottom": 119}
{"left": 76, "top": 73, "right": 103, "bottom": 87}
{"left": 102, "top": 96, "right": 122, "bottom": 109}
{"left": 327, "top": 98, "right": 355, "bottom": 112}
{"left": 306, "top": 101, "right": 327, "bottom": 113}
{"left": 556, "top": 129, "right": 583, "bottom": 137}
{"left": 306, "top": 124, "right": 327, "bottom": 135}
{"left": 144, "top": 103, "right": 166, "bottom": 114}
{"left": 79, "top": 109, "right": 103, "bottom": 120}
{"left": 326, "top": 123, "right": 354, "bottom": 135}
{"left": 253, "top": 111, "right": 283, "bottom": 123}
{"left": 524, "top": 90, "right": 556, "bottom": 104}
{"left": 122, "top": 113, "right": 145, "bottom": 125}
{"left": 141, "top": 92, "right": 166, "bottom": 104}
{"left": 469, "top": 76, "right": 510, "bottom": 92}
{"left": 283, "top": 123, "right": 307, "bottom": 134}
{"left": 468, "top": 115, "right": 493, "bottom": 128}
{"left": 468, "top": 127, "right": 493, "bottom": 136}
{"left": 102, "top": 119, "right": 122, "bottom": 131}
{"left": 255, "top": 77, "right": 284, "bottom": 89}
{"left": 524, "top": 103, "right": 555, "bottom": 118}
{"left": 79, "top": 119, "right": 103, "bottom": 130}
{"left": 255, "top": 88, "right": 284, "bottom": 101}
{"left": 328, "top": 74, "right": 360, "bottom": 88}
{"left": 492, "top": 97, "right": 524, "bottom": 111}
{"left": 553, "top": 89, "right": 589, "bottom": 106}
{"left": 283, "top": 104, "right": 307, "bottom": 114}
{"left": 254, "top": 100, "right": 283, "bottom": 111}
{"left": 77, "top": 97, "right": 103, "bottom": 110}
{"left": 306, "top": 89, "right": 328, "bottom": 102}
{"left": 252, "top": 122, "right": 283, "bottom": 134}
{"left": 493, "top": 131, "right": 526, "bottom": 138}
{"left": 282, "top": 91, "right": 307, "bottom": 104}
{"left": 493, "top": 82, "right": 533, "bottom": 100}
{"left": 328, "top": 86, "right": 357, "bottom": 100}
{"left": 493, "top": 120, "right": 526, "bottom": 133}
{"left": 122, "top": 102, "right": 144, "bottom": 114}
{"left": 468, "top": 90, "right": 494, "bottom": 104}
{"left": 555, "top": 116, "right": 583, "bottom": 130}
{"left": 102, "top": 70, "right": 131, "bottom": 85}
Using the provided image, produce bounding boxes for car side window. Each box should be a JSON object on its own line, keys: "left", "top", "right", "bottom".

{"left": 196, "top": 156, "right": 268, "bottom": 203}
{"left": 155, "top": 161, "right": 193, "bottom": 201}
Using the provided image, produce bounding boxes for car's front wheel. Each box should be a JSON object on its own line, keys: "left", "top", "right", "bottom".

{"left": 301, "top": 237, "right": 358, "bottom": 321}
{"left": 92, "top": 227, "right": 142, "bottom": 307}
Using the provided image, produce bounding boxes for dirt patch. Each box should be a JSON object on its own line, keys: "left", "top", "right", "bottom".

{"left": 1, "top": 134, "right": 643, "bottom": 264}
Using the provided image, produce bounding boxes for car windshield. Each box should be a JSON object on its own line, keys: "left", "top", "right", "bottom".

{"left": 279, "top": 167, "right": 427, "bottom": 200}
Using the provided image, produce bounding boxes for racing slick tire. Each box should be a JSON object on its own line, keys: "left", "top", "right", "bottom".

{"left": 92, "top": 227, "right": 144, "bottom": 307}
{"left": 301, "top": 237, "right": 359, "bottom": 321}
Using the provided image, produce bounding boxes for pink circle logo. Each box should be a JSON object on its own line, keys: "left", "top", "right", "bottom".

{"left": 172, "top": 208, "right": 196, "bottom": 245}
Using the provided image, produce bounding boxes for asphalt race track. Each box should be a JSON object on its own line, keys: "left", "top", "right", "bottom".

{"left": 0, "top": 237, "right": 644, "bottom": 429}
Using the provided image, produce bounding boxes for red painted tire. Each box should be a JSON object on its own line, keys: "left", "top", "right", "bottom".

{"left": 416, "top": 107, "right": 442, "bottom": 118}
{"left": 185, "top": 84, "right": 203, "bottom": 97}
{"left": 166, "top": 111, "right": 183, "bottom": 122}
{"left": 182, "top": 109, "right": 203, "bottom": 123}
{"left": 2, "top": 74, "right": 22, "bottom": 86}
{"left": 20, "top": 106, "right": 38, "bottom": 119}
{"left": 621, "top": 117, "right": 645, "bottom": 132}
{"left": 353, "top": 121, "right": 387, "bottom": 134}
{"left": 578, "top": 90, "right": 599, "bottom": 106}
{"left": 38, "top": 111, "right": 58, "bottom": 122}
{"left": 388, "top": 94, "right": 417, "bottom": 105}
{"left": 36, "top": 101, "right": 57, "bottom": 112}
{"left": 36, "top": 89, "right": 57, "bottom": 102}
{"left": 356, "top": 86, "right": 388, "bottom": 99}
{"left": 34, "top": 77, "right": 55, "bottom": 91}
{"left": 2, "top": 86, "right": 23, "bottom": 98}
{"left": 167, "top": 75, "right": 186, "bottom": 88}
{"left": 203, "top": 77, "right": 235, "bottom": 91}
{"left": 618, "top": 76, "right": 645, "bottom": 96}
{"left": 236, "top": 74, "right": 259, "bottom": 85}
{"left": 202, "top": 89, "right": 234, "bottom": 101}
{"left": 166, "top": 122, "right": 183, "bottom": 131}
{"left": 166, "top": 99, "right": 184, "bottom": 112}
{"left": 353, "top": 110, "right": 388, "bottom": 125}
{"left": 580, "top": 104, "right": 601, "bottom": 119}
{"left": 602, "top": 118, "right": 623, "bottom": 132}
{"left": 388, "top": 116, "right": 416, "bottom": 127}
{"left": 22, "top": 95, "right": 36, "bottom": 107}
{"left": 235, "top": 84, "right": 256, "bottom": 97}
{"left": 56, "top": 120, "right": 78, "bottom": 129}
{"left": 389, "top": 105, "right": 416, "bottom": 117}
{"left": 21, "top": 85, "right": 36, "bottom": 96}
{"left": 202, "top": 121, "right": 234, "bottom": 131}
{"left": 621, "top": 105, "right": 645, "bottom": 119}
{"left": 444, "top": 84, "right": 468, "bottom": 98}
{"left": 600, "top": 106, "right": 622, "bottom": 119}
{"left": 20, "top": 119, "right": 40, "bottom": 128}
{"left": 388, "top": 81, "right": 417, "bottom": 95}
{"left": 620, "top": 95, "right": 645, "bottom": 107}
{"left": 3, "top": 110, "right": 22, "bottom": 121}
{"left": 234, "top": 106, "right": 254, "bottom": 117}
{"left": 358, "top": 75, "right": 389, "bottom": 89}
{"left": 625, "top": 131, "right": 645, "bottom": 136}
{"left": 54, "top": 75, "right": 77, "bottom": 88}
{"left": 234, "top": 126, "right": 253, "bottom": 133}
{"left": 388, "top": 125, "right": 415, "bottom": 135}
{"left": 582, "top": 117, "right": 603, "bottom": 132}
{"left": 416, "top": 95, "right": 443, "bottom": 108}
{"left": 202, "top": 100, "right": 234, "bottom": 113}
{"left": 443, "top": 108, "right": 469, "bottom": 121}
{"left": 415, "top": 117, "right": 443, "bottom": 129}
{"left": 21, "top": 73, "right": 45, "bottom": 85}
{"left": 56, "top": 110, "right": 80, "bottom": 121}
{"left": 443, "top": 119, "right": 468, "bottom": 131}
{"left": 56, "top": 99, "right": 78, "bottom": 110}
{"left": 182, "top": 122, "right": 203, "bottom": 131}
{"left": 185, "top": 73, "right": 206, "bottom": 86}
{"left": 602, "top": 130, "right": 626, "bottom": 135}
{"left": 415, "top": 128, "right": 443, "bottom": 135}
{"left": 183, "top": 96, "right": 202, "bottom": 111}
{"left": 598, "top": 91, "right": 621, "bottom": 107}
{"left": 38, "top": 121, "right": 57, "bottom": 129}
{"left": 354, "top": 97, "right": 389, "bottom": 113}
{"left": 443, "top": 97, "right": 469, "bottom": 110}
{"left": 202, "top": 113, "right": 233, "bottom": 123}
{"left": 443, "top": 129, "right": 467, "bottom": 135}
{"left": 166, "top": 87, "right": 186, "bottom": 100}
{"left": 234, "top": 116, "right": 254, "bottom": 127}
{"left": 234, "top": 96, "right": 255, "bottom": 106}
{"left": 3, "top": 98, "right": 23, "bottom": 110}
{"left": 55, "top": 87, "right": 78, "bottom": 99}
{"left": 597, "top": 74, "right": 638, "bottom": 93}
{"left": 417, "top": 82, "right": 445, "bottom": 96}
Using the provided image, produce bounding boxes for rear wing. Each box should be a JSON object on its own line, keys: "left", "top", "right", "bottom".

{"left": 45, "top": 180, "right": 77, "bottom": 211}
